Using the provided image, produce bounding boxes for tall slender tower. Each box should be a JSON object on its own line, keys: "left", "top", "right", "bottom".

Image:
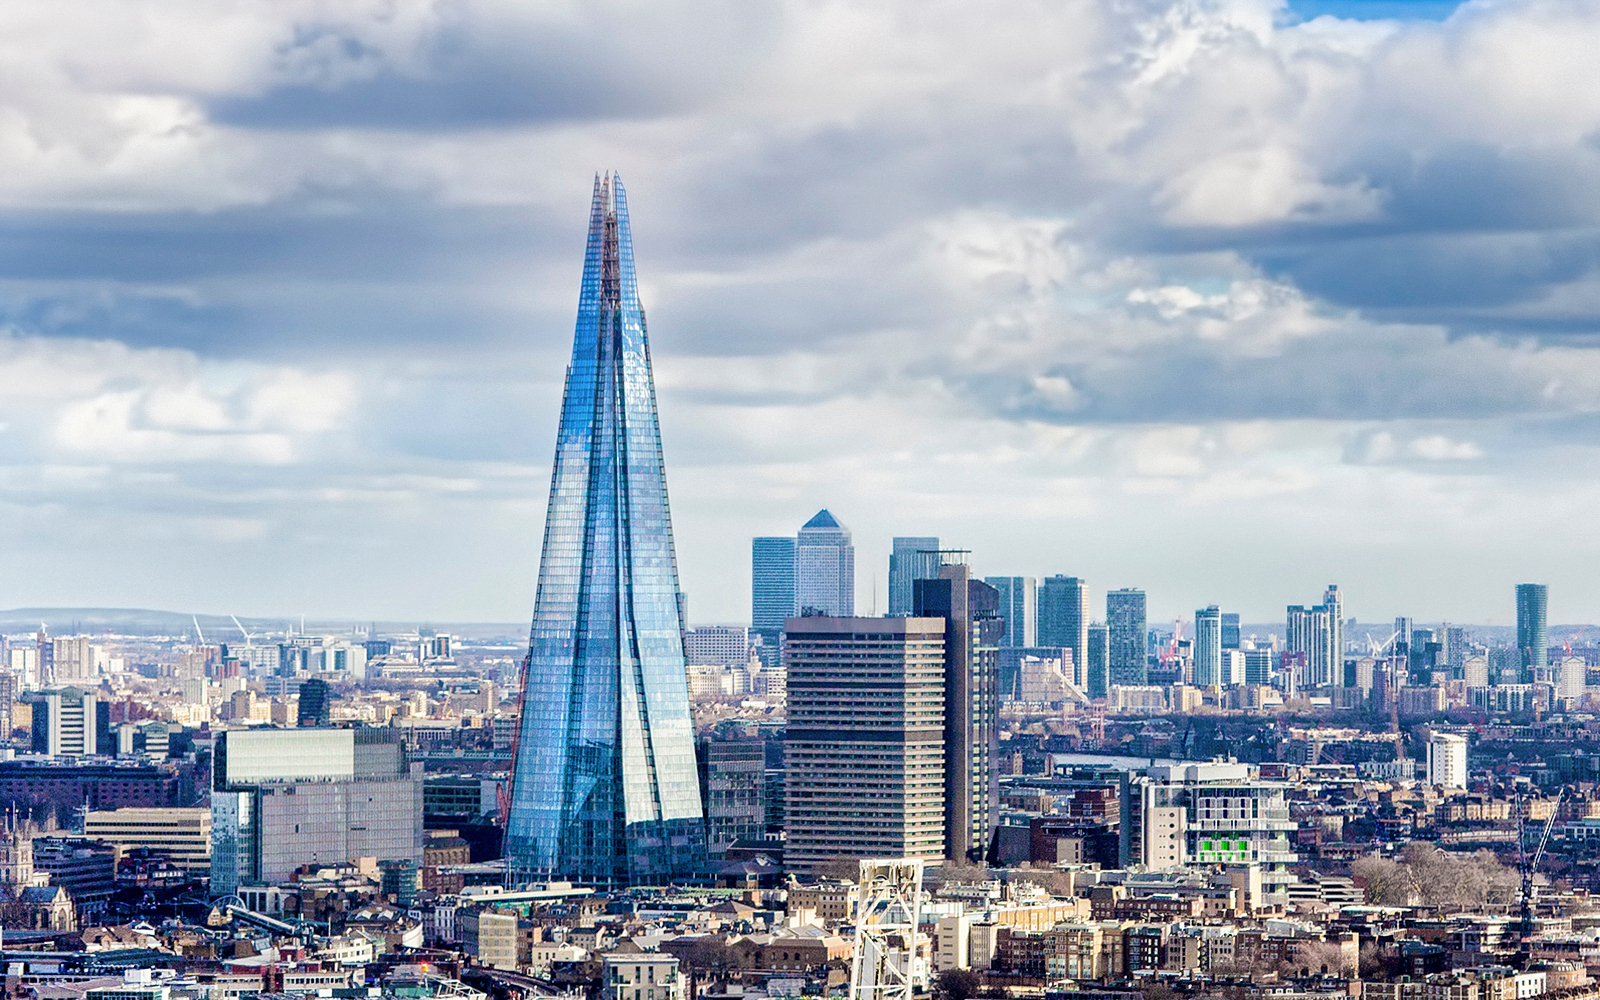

{"left": 506, "top": 175, "right": 705, "bottom": 888}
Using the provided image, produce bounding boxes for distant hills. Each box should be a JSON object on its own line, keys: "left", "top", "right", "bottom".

{"left": 0, "top": 607, "right": 526, "bottom": 642}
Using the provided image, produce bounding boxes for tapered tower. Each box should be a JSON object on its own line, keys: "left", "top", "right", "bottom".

{"left": 505, "top": 174, "right": 705, "bottom": 888}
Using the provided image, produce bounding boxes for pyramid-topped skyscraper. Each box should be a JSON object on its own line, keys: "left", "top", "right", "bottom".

{"left": 506, "top": 174, "right": 705, "bottom": 888}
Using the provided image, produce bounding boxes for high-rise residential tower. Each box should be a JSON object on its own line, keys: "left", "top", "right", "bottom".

{"left": 889, "top": 537, "right": 941, "bottom": 617}
{"left": 1193, "top": 606, "right": 1222, "bottom": 687}
{"left": 984, "top": 576, "right": 1037, "bottom": 648}
{"left": 1039, "top": 576, "right": 1089, "bottom": 685}
{"left": 796, "top": 510, "right": 854, "bottom": 617}
{"left": 1322, "top": 585, "right": 1345, "bottom": 685}
{"left": 1286, "top": 592, "right": 1337, "bottom": 684}
{"left": 1517, "top": 583, "right": 1549, "bottom": 676}
{"left": 506, "top": 175, "right": 705, "bottom": 888}
{"left": 1107, "top": 589, "right": 1147, "bottom": 687}
{"left": 751, "top": 537, "right": 797, "bottom": 664}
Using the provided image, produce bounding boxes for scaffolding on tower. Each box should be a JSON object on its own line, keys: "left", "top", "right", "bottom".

{"left": 849, "top": 859, "right": 925, "bottom": 1000}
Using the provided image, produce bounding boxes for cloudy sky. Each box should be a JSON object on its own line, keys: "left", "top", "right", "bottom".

{"left": 2, "top": 0, "right": 1597, "bottom": 628}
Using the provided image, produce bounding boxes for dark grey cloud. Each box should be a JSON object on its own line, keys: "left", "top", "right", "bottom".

{"left": 210, "top": 3, "right": 782, "bottom": 131}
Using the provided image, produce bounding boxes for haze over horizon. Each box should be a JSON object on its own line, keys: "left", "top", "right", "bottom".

{"left": 2, "top": 0, "right": 1597, "bottom": 627}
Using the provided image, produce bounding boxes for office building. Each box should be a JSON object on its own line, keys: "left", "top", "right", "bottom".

{"left": 915, "top": 564, "right": 1002, "bottom": 862}
{"left": 211, "top": 727, "right": 423, "bottom": 895}
{"left": 297, "top": 678, "right": 331, "bottom": 727}
{"left": 1221, "top": 612, "right": 1241, "bottom": 650}
{"left": 1286, "top": 603, "right": 1335, "bottom": 689}
{"left": 1126, "top": 761, "right": 1297, "bottom": 901}
{"left": 783, "top": 616, "right": 946, "bottom": 874}
{"left": 1243, "top": 648, "right": 1274, "bottom": 686}
{"left": 752, "top": 537, "right": 797, "bottom": 660}
{"left": 84, "top": 807, "right": 211, "bottom": 875}
{"left": 1039, "top": 576, "right": 1089, "bottom": 684}
{"left": 984, "top": 576, "right": 1037, "bottom": 648}
{"left": 685, "top": 625, "right": 751, "bottom": 668}
{"left": 1427, "top": 732, "right": 1468, "bottom": 789}
{"left": 1086, "top": 623, "right": 1109, "bottom": 699}
{"left": 26, "top": 687, "right": 97, "bottom": 758}
{"left": 1193, "top": 607, "right": 1222, "bottom": 687}
{"left": 696, "top": 735, "right": 767, "bottom": 862}
{"left": 1107, "top": 589, "right": 1147, "bottom": 687}
{"left": 1517, "top": 583, "right": 1548, "bottom": 675}
{"left": 796, "top": 509, "right": 854, "bottom": 616}
{"left": 503, "top": 176, "right": 704, "bottom": 889}
{"left": 890, "top": 537, "right": 942, "bottom": 617}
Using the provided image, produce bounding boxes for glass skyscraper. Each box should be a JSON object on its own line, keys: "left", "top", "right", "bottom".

{"left": 888, "top": 537, "right": 941, "bottom": 616}
{"left": 506, "top": 175, "right": 705, "bottom": 888}
{"left": 796, "top": 509, "right": 854, "bottom": 616}
{"left": 1039, "top": 575, "right": 1088, "bottom": 685}
{"left": 751, "top": 536, "right": 797, "bottom": 663}
{"left": 1517, "top": 583, "right": 1549, "bottom": 675}
{"left": 984, "top": 576, "right": 1037, "bottom": 648}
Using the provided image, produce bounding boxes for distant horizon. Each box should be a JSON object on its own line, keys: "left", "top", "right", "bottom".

{"left": 1, "top": 605, "right": 1588, "bottom": 645}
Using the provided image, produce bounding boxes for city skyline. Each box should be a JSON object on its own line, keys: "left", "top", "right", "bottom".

{"left": 2, "top": 1, "right": 1600, "bottom": 629}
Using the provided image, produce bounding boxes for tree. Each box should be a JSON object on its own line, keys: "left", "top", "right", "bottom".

{"left": 1142, "top": 982, "right": 1176, "bottom": 1000}
{"left": 935, "top": 969, "right": 982, "bottom": 1000}
{"left": 1352, "top": 855, "right": 1411, "bottom": 906}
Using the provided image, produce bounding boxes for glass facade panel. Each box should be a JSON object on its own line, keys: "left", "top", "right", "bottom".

{"left": 506, "top": 175, "right": 706, "bottom": 888}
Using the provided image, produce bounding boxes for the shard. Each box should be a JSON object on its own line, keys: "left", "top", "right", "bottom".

{"left": 505, "top": 174, "right": 705, "bottom": 888}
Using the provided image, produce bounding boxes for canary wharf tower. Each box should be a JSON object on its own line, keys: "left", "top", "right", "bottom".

{"left": 506, "top": 175, "right": 705, "bottom": 887}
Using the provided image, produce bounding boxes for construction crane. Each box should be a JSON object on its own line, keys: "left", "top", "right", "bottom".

{"left": 849, "top": 859, "right": 924, "bottom": 1000}
{"left": 1519, "top": 789, "right": 1564, "bottom": 943}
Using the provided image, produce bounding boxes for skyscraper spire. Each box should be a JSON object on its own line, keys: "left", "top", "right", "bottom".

{"left": 504, "top": 174, "right": 706, "bottom": 889}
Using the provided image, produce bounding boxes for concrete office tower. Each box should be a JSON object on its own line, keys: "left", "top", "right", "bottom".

{"left": 889, "top": 537, "right": 942, "bottom": 617}
{"left": 1039, "top": 576, "right": 1089, "bottom": 685}
{"left": 1086, "top": 623, "right": 1110, "bottom": 700}
{"left": 751, "top": 536, "right": 797, "bottom": 661}
{"left": 783, "top": 616, "right": 947, "bottom": 874}
{"left": 684, "top": 626, "right": 752, "bottom": 668}
{"left": 914, "top": 564, "right": 1003, "bottom": 863}
{"left": 1107, "top": 589, "right": 1147, "bottom": 687}
{"left": 797, "top": 510, "right": 854, "bottom": 616}
{"left": 1323, "top": 585, "right": 1344, "bottom": 682}
{"left": 1427, "top": 732, "right": 1468, "bottom": 789}
{"left": 211, "top": 727, "right": 422, "bottom": 895}
{"left": 1517, "top": 583, "right": 1549, "bottom": 675}
{"left": 984, "top": 576, "right": 1037, "bottom": 648}
{"left": 1193, "top": 607, "right": 1223, "bottom": 687}
{"left": 1286, "top": 604, "right": 1335, "bottom": 689}
{"left": 1221, "top": 612, "right": 1241, "bottom": 650}
{"left": 696, "top": 735, "right": 767, "bottom": 862}
{"left": 27, "top": 687, "right": 96, "bottom": 757}
{"left": 505, "top": 175, "right": 705, "bottom": 888}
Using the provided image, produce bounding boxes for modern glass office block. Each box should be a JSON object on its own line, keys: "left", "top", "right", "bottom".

{"left": 505, "top": 175, "right": 706, "bottom": 888}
